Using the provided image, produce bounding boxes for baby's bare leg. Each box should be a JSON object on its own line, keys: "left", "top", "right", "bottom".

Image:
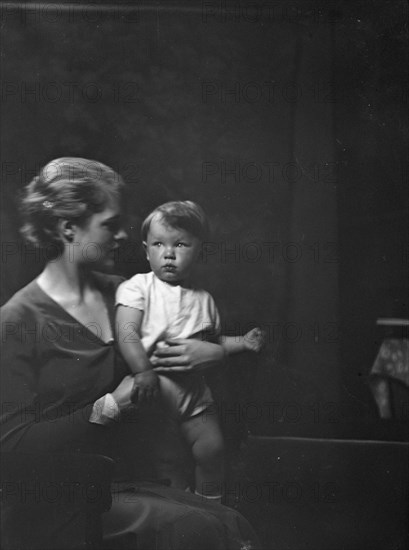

{"left": 181, "top": 412, "right": 225, "bottom": 499}
{"left": 150, "top": 407, "right": 192, "bottom": 490}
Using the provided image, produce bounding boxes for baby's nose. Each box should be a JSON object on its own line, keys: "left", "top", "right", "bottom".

{"left": 164, "top": 246, "right": 176, "bottom": 258}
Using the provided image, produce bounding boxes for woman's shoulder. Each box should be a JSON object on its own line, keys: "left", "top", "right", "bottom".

{"left": 1, "top": 280, "right": 43, "bottom": 321}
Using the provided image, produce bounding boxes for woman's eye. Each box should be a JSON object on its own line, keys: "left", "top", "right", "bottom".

{"left": 105, "top": 222, "right": 119, "bottom": 232}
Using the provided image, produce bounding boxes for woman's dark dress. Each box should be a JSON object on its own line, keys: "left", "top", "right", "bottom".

{"left": 0, "top": 273, "right": 260, "bottom": 549}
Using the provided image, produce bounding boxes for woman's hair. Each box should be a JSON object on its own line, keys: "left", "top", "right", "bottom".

{"left": 141, "top": 201, "right": 209, "bottom": 242}
{"left": 20, "top": 157, "right": 124, "bottom": 257}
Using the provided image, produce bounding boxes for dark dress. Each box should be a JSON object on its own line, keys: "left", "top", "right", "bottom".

{"left": 0, "top": 273, "right": 261, "bottom": 549}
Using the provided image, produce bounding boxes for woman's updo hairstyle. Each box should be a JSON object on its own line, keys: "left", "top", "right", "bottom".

{"left": 20, "top": 157, "right": 124, "bottom": 257}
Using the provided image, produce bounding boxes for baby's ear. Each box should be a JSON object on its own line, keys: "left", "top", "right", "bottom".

{"left": 142, "top": 241, "right": 149, "bottom": 259}
{"left": 194, "top": 240, "right": 202, "bottom": 260}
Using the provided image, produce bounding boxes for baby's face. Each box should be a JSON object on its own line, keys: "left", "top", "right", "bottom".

{"left": 144, "top": 216, "right": 201, "bottom": 285}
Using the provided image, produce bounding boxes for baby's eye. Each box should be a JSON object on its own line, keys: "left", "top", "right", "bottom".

{"left": 153, "top": 242, "right": 162, "bottom": 247}
{"left": 176, "top": 242, "right": 188, "bottom": 247}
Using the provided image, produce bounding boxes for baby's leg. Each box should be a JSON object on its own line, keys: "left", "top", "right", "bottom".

{"left": 181, "top": 412, "right": 225, "bottom": 502}
{"left": 149, "top": 405, "right": 192, "bottom": 490}
{"left": 151, "top": 375, "right": 192, "bottom": 490}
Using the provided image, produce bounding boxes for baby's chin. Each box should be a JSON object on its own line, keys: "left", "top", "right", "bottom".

{"left": 156, "top": 272, "right": 184, "bottom": 285}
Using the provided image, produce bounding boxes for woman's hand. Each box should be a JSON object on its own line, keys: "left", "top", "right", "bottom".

{"left": 131, "top": 370, "right": 159, "bottom": 404}
{"left": 151, "top": 339, "right": 225, "bottom": 372}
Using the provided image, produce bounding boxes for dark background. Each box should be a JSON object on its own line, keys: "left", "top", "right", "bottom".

{"left": 1, "top": 0, "right": 408, "bottom": 442}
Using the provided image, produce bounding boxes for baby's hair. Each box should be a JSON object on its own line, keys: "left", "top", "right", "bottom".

{"left": 20, "top": 157, "right": 124, "bottom": 257}
{"left": 141, "top": 201, "right": 209, "bottom": 242}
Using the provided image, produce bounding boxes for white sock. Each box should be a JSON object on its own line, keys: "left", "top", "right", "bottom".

{"left": 194, "top": 490, "right": 223, "bottom": 504}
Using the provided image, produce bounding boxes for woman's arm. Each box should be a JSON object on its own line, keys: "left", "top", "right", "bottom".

{"left": 151, "top": 338, "right": 225, "bottom": 372}
{"left": 152, "top": 327, "right": 264, "bottom": 372}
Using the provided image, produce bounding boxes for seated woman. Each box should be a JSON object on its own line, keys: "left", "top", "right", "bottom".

{"left": 0, "top": 158, "right": 261, "bottom": 550}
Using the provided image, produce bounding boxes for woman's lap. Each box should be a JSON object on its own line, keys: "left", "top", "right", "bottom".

{"left": 103, "top": 481, "right": 261, "bottom": 550}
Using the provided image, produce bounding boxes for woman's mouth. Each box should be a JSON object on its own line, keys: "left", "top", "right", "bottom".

{"left": 106, "top": 246, "right": 120, "bottom": 260}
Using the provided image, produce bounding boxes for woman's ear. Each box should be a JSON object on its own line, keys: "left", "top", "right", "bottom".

{"left": 142, "top": 241, "right": 149, "bottom": 260}
{"left": 58, "top": 219, "right": 75, "bottom": 243}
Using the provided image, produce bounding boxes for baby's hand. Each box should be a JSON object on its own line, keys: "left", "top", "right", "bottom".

{"left": 132, "top": 370, "right": 159, "bottom": 404}
{"left": 243, "top": 327, "right": 265, "bottom": 352}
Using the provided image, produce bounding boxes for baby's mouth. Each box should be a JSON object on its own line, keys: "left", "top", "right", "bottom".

{"left": 163, "top": 264, "right": 177, "bottom": 271}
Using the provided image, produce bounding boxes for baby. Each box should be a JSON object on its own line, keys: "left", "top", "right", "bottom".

{"left": 116, "top": 201, "right": 263, "bottom": 502}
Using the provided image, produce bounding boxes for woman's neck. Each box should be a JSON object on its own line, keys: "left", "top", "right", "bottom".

{"left": 37, "top": 258, "right": 93, "bottom": 303}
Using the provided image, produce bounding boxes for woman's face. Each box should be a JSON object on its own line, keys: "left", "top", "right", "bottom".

{"left": 70, "top": 198, "right": 127, "bottom": 270}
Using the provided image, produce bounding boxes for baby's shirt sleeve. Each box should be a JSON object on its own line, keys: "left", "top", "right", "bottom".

{"left": 115, "top": 274, "right": 146, "bottom": 311}
{"left": 210, "top": 295, "right": 221, "bottom": 336}
{"left": 201, "top": 292, "right": 222, "bottom": 342}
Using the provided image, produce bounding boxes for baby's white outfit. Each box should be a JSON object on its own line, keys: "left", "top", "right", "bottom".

{"left": 116, "top": 272, "right": 221, "bottom": 418}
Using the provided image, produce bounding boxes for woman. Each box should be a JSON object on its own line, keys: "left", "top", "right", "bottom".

{"left": 0, "top": 158, "right": 260, "bottom": 549}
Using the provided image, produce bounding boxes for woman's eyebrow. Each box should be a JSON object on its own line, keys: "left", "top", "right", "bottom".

{"left": 104, "top": 214, "right": 121, "bottom": 222}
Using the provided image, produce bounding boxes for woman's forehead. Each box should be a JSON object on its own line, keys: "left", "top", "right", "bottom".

{"left": 105, "top": 195, "right": 122, "bottom": 212}
{"left": 93, "top": 200, "right": 121, "bottom": 221}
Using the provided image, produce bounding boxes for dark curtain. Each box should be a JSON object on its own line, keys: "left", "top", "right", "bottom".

{"left": 3, "top": 1, "right": 405, "bottom": 438}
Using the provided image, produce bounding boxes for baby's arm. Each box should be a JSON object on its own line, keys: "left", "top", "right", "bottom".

{"left": 116, "top": 305, "right": 158, "bottom": 403}
{"left": 220, "top": 327, "right": 265, "bottom": 355}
